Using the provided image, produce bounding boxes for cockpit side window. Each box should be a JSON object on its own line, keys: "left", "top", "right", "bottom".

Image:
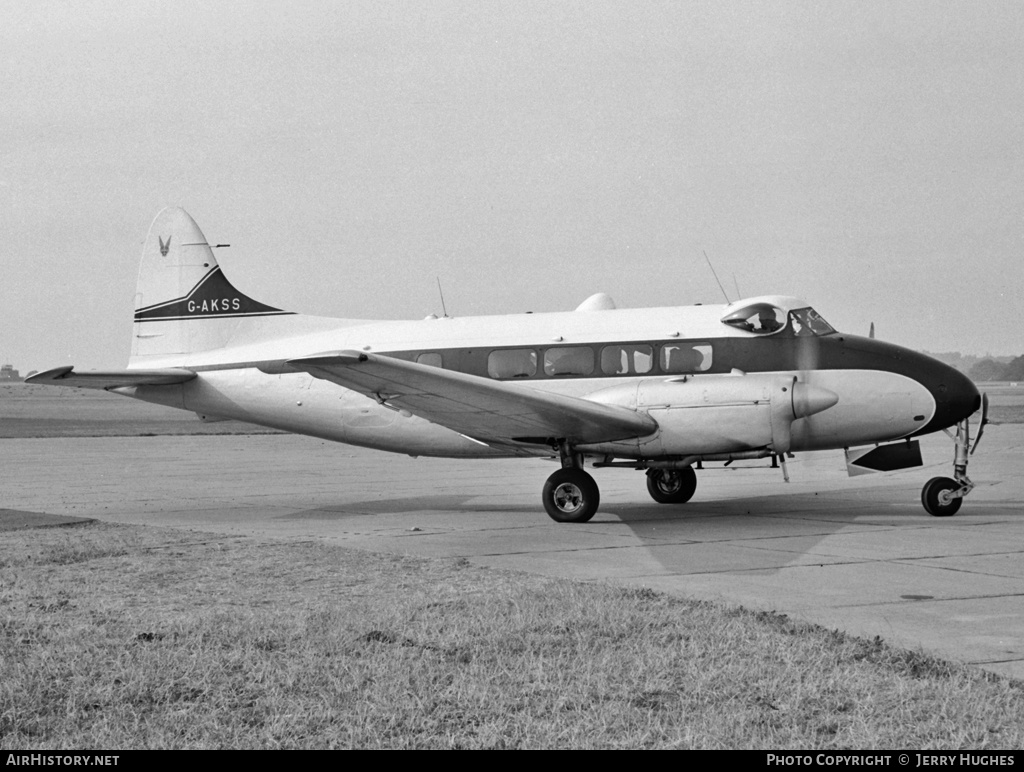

{"left": 721, "top": 303, "right": 786, "bottom": 335}
{"left": 789, "top": 307, "right": 835, "bottom": 336}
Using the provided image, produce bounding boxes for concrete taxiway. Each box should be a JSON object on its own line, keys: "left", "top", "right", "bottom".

{"left": 4, "top": 426, "right": 1022, "bottom": 678}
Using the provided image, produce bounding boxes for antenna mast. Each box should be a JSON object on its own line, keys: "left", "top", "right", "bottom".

{"left": 703, "top": 250, "right": 731, "bottom": 303}
{"left": 436, "top": 277, "right": 449, "bottom": 318}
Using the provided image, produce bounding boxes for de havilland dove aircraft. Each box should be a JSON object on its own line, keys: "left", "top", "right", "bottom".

{"left": 29, "top": 208, "right": 988, "bottom": 522}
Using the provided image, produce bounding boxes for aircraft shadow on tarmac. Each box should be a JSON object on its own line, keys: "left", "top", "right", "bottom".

{"left": 262, "top": 479, "right": 1019, "bottom": 584}
{"left": 277, "top": 494, "right": 540, "bottom": 519}
{"left": 279, "top": 480, "right": 932, "bottom": 527}
{"left": 605, "top": 486, "right": 928, "bottom": 524}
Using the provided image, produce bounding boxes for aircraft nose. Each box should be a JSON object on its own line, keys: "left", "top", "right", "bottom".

{"left": 926, "top": 362, "right": 981, "bottom": 432}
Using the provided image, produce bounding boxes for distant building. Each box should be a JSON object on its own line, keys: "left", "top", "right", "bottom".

{"left": 0, "top": 364, "right": 22, "bottom": 382}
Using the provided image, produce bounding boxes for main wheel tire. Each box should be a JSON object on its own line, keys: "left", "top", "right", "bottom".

{"left": 646, "top": 466, "right": 697, "bottom": 504}
{"left": 921, "top": 476, "right": 962, "bottom": 517}
{"left": 542, "top": 468, "right": 600, "bottom": 523}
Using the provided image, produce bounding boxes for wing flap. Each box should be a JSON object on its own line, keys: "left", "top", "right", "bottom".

{"left": 288, "top": 351, "right": 656, "bottom": 444}
{"left": 26, "top": 366, "right": 197, "bottom": 391}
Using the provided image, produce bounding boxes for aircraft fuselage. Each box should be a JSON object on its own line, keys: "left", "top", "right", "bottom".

{"left": 128, "top": 305, "right": 979, "bottom": 462}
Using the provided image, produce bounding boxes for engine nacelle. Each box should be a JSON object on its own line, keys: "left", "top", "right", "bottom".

{"left": 583, "top": 374, "right": 838, "bottom": 458}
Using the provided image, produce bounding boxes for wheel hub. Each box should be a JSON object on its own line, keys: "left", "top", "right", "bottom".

{"left": 655, "top": 472, "right": 681, "bottom": 495}
{"left": 553, "top": 482, "right": 584, "bottom": 513}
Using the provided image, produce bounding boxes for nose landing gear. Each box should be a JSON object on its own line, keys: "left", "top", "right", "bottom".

{"left": 922, "top": 400, "right": 987, "bottom": 517}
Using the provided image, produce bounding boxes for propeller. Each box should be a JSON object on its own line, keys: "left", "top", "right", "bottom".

{"left": 794, "top": 332, "right": 820, "bottom": 375}
{"left": 782, "top": 312, "right": 837, "bottom": 463}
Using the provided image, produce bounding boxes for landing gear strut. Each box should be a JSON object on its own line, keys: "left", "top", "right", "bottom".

{"left": 921, "top": 414, "right": 979, "bottom": 517}
{"left": 542, "top": 441, "right": 599, "bottom": 523}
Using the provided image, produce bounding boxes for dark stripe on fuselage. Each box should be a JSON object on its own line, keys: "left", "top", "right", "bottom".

{"left": 812, "top": 334, "right": 980, "bottom": 437}
{"left": 378, "top": 333, "right": 977, "bottom": 435}
{"left": 184, "top": 331, "right": 978, "bottom": 436}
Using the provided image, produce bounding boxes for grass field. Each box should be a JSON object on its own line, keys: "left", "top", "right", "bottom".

{"left": 3, "top": 523, "right": 1023, "bottom": 749}
{"left": 3, "top": 381, "right": 1023, "bottom": 748}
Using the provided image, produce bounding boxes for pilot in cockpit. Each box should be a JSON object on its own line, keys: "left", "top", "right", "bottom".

{"left": 756, "top": 308, "right": 782, "bottom": 333}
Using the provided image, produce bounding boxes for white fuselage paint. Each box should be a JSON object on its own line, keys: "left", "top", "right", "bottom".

{"left": 127, "top": 296, "right": 937, "bottom": 461}
{"left": 135, "top": 364, "right": 933, "bottom": 462}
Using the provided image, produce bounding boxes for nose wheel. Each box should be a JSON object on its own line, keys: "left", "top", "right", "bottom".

{"left": 921, "top": 477, "right": 962, "bottom": 517}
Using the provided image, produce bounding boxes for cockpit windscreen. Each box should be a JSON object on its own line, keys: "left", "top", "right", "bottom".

{"left": 789, "top": 307, "right": 835, "bottom": 336}
{"left": 722, "top": 303, "right": 836, "bottom": 337}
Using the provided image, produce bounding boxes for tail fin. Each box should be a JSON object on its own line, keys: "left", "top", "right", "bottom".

{"left": 131, "top": 208, "right": 292, "bottom": 361}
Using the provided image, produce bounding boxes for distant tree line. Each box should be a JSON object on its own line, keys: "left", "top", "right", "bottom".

{"left": 969, "top": 355, "right": 1024, "bottom": 382}
{"left": 925, "top": 352, "right": 1022, "bottom": 382}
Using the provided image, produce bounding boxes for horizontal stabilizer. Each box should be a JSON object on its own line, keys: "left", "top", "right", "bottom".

{"left": 287, "top": 350, "right": 657, "bottom": 445}
{"left": 845, "top": 441, "right": 923, "bottom": 476}
{"left": 26, "top": 366, "right": 197, "bottom": 391}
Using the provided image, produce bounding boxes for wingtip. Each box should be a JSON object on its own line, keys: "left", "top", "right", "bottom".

{"left": 25, "top": 366, "right": 74, "bottom": 384}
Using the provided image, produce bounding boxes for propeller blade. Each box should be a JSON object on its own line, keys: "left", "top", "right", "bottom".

{"left": 794, "top": 335, "right": 820, "bottom": 374}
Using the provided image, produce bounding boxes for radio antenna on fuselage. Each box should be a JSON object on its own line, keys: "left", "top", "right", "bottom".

{"left": 436, "top": 277, "right": 449, "bottom": 318}
{"left": 703, "top": 250, "right": 731, "bottom": 303}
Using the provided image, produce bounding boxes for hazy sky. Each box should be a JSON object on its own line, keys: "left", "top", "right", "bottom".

{"left": 3, "top": 0, "right": 1022, "bottom": 371}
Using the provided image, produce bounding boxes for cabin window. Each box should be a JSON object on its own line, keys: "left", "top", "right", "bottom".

{"left": 544, "top": 346, "right": 594, "bottom": 377}
{"left": 416, "top": 352, "right": 443, "bottom": 368}
{"left": 487, "top": 348, "right": 538, "bottom": 379}
{"left": 789, "top": 307, "right": 835, "bottom": 336}
{"left": 660, "top": 343, "right": 713, "bottom": 373}
{"left": 600, "top": 344, "right": 653, "bottom": 375}
{"left": 721, "top": 303, "right": 786, "bottom": 335}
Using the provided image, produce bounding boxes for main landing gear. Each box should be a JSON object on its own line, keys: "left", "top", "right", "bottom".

{"left": 541, "top": 442, "right": 704, "bottom": 523}
{"left": 921, "top": 402, "right": 987, "bottom": 517}
{"left": 542, "top": 467, "right": 600, "bottom": 523}
{"left": 542, "top": 441, "right": 600, "bottom": 522}
{"left": 645, "top": 467, "right": 697, "bottom": 504}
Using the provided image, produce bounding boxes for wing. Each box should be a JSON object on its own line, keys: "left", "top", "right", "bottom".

{"left": 26, "top": 365, "right": 197, "bottom": 391}
{"left": 288, "top": 351, "right": 657, "bottom": 445}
